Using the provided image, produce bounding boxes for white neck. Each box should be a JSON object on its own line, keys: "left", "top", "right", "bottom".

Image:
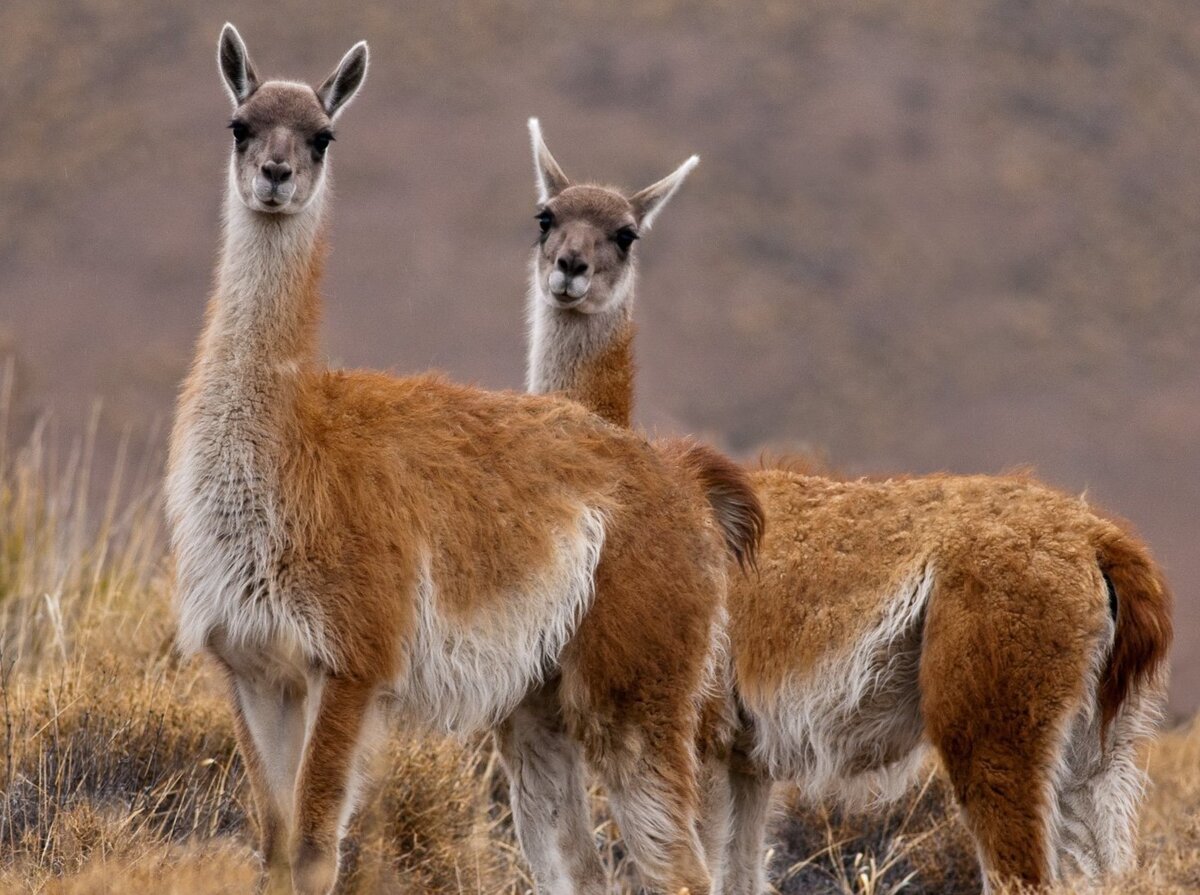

{"left": 525, "top": 267, "right": 634, "bottom": 396}
{"left": 199, "top": 167, "right": 328, "bottom": 379}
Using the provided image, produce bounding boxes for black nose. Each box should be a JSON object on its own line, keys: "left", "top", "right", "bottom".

{"left": 556, "top": 254, "right": 589, "bottom": 277}
{"left": 261, "top": 160, "right": 293, "bottom": 185}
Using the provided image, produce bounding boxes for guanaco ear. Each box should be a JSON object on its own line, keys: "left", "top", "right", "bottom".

{"left": 629, "top": 155, "right": 700, "bottom": 230}
{"left": 218, "top": 23, "right": 259, "bottom": 105}
{"left": 317, "top": 41, "right": 369, "bottom": 119}
{"left": 528, "top": 118, "right": 571, "bottom": 203}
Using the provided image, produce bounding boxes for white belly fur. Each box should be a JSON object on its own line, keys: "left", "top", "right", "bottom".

{"left": 392, "top": 505, "right": 607, "bottom": 735}
{"left": 746, "top": 565, "right": 936, "bottom": 806}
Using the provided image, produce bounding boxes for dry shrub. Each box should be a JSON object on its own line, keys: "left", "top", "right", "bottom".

{"left": 0, "top": 652, "right": 243, "bottom": 890}
{"left": 767, "top": 770, "right": 978, "bottom": 895}
{"left": 30, "top": 836, "right": 257, "bottom": 895}
{"left": 339, "top": 736, "right": 512, "bottom": 894}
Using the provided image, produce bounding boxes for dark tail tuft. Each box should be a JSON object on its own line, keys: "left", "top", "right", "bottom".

{"left": 664, "top": 440, "right": 765, "bottom": 571}
{"left": 1094, "top": 522, "right": 1173, "bottom": 733}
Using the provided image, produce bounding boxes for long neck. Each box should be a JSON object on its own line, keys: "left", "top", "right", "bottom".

{"left": 526, "top": 282, "right": 636, "bottom": 429}
{"left": 185, "top": 172, "right": 328, "bottom": 436}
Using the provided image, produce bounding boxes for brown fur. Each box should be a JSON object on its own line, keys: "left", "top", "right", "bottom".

{"left": 290, "top": 677, "right": 376, "bottom": 894}
{"left": 739, "top": 470, "right": 1127, "bottom": 887}
{"left": 732, "top": 471, "right": 1114, "bottom": 696}
{"left": 518, "top": 136, "right": 1172, "bottom": 889}
{"left": 166, "top": 34, "right": 759, "bottom": 895}
{"left": 179, "top": 318, "right": 731, "bottom": 893}
{"left": 574, "top": 316, "right": 636, "bottom": 428}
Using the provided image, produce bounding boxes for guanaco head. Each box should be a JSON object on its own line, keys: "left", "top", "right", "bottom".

{"left": 528, "top": 119, "right": 698, "bottom": 314}
{"left": 217, "top": 24, "right": 368, "bottom": 215}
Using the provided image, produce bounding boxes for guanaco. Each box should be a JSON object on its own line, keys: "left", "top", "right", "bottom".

{"left": 165, "top": 28, "right": 762, "bottom": 895}
{"left": 521, "top": 119, "right": 1172, "bottom": 894}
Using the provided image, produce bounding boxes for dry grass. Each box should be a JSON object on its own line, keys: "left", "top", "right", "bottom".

{"left": 0, "top": 383, "right": 1196, "bottom": 893}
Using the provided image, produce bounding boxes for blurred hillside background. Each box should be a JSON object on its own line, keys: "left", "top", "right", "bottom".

{"left": 1, "top": 0, "right": 1196, "bottom": 713}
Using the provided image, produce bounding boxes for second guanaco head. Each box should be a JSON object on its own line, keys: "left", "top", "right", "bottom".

{"left": 527, "top": 118, "right": 698, "bottom": 315}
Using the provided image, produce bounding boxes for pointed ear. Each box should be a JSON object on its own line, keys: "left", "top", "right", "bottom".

{"left": 218, "top": 23, "right": 259, "bottom": 105}
{"left": 528, "top": 118, "right": 570, "bottom": 203}
{"left": 629, "top": 155, "right": 699, "bottom": 230}
{"left": 317, "top": 41, "right": 369, "bottom": 119}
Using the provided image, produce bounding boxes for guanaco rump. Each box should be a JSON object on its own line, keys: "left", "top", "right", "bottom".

{"left": 522, "top": 119, "right": 1173, "bottom": 893}
{"left": 166, "top": 27, "right": 763, "bottom": 895}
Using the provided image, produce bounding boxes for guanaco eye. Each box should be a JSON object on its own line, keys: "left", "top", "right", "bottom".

{"left": 614, "top": 227, "right": 639, "bottom": 253}
{"left": 312, "top": 130, "right": 335, "bottom": 158}
{"left": 536, "top": 210, "right": 554, "bottom": 235}
{"left": 229, "top": 120, "right": 251, "bottom": 145}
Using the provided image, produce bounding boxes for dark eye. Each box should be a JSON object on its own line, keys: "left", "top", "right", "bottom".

{"left": 613, "top": 227, "right": 639, "bottom": 253}
{"left": 312, "top": 130, "right": 335, "bottom": 159}
{"left": 229, "top": 120, "right": 251, "bottom": 145}
{"left": 536, "top": 210, "right": 554, "bottom": 239}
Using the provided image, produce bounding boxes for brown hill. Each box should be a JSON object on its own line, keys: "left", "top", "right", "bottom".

{"left": 0, "top": 0, "right": 1196, "bottom": 712}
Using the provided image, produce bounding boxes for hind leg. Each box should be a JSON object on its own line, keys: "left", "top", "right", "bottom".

{"left": 696, "top": 754, "right": 733, "bottom": 895}
{"left": 561, "top": 513, "right": 729, "bottom": 893}
{"left": 588, "top": 725, "right": 713, "bottom": 895}
{"left": 722, "top": 757, "right": 773, "bottom": 895}
{"left": 494, "top": 684, "right": 606, "bottom": 895}
{"left": 933, "top": 728, "right": 1061, "bottom": 890}
{"left": 920, "top": 569, "right": 1109, "bottom": 890}
{"left": 1053, "top": 686, "right": 1154, "bottom": 878}
{"left": 695, "top": 691, "right": 745, "bottom": 895}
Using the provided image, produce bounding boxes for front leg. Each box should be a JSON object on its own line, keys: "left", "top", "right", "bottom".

{"left": 216, "top": 659, "right": 307, "bottom": 891}
{"left": 290, "top": 674, "right": 379, "bottom": 895}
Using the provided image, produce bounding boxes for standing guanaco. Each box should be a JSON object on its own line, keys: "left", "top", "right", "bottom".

{"left": 166, "top": 29, "right": 762, "bottom": 895}
{"left": 521, "top": 119, "right": 1172, "bottom": 894}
